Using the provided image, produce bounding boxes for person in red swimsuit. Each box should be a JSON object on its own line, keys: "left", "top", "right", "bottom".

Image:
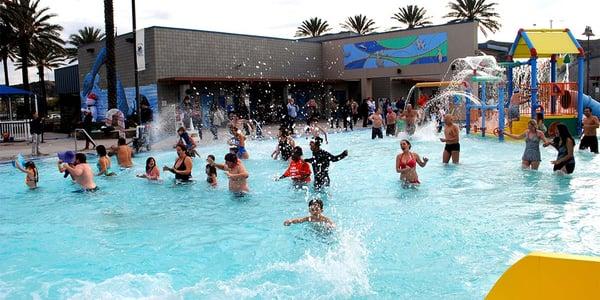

{"left": 278, "top": 146, "right": 311, "bottom": 187}
{"left": 395, "top": 139, "right": 428, "bottom": 186}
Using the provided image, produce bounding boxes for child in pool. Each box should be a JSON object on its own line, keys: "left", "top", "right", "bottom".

{"left": 15, "top": 160, "right": 38, "bottom": 189}
{"left": 284, "top": 198, "right": 335, "bottom": 228}
{"left": 206, "top": 154, "right": 218, "bottom": 187}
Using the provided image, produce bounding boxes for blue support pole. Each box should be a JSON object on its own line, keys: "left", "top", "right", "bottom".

{"left": 577, "top": 56, "right": 585, "bottom": 135}
{"left": 481, "top": 82, "right": 487, "bottom": 137}
{"left": 550, "top": 55, "right": 557, "bottom": 114}
{"left": 481, "top": 107, "right": 486, "bottom": 137}
{"left": 507, "top": 66, "right": 514, "bottom": 107}
{"left": 498, "top": 87, "right": 505, "bottom": 141}
{"left": 530, "top": 57, "right": 538, "bottom": 119}
{"left": 465, "top": 93, "right": 471, "bottom": 135}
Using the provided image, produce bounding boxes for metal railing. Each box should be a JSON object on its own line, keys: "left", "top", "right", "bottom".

{"left": 0, "top": 119, "right": 31, "bottom": 141}
{"left": 74, "top": 128, "right": 97, "bottom": 151}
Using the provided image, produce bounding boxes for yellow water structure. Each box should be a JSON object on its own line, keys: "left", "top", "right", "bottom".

{"left": 486, "top": 252, "right": 600, "bottom": 299}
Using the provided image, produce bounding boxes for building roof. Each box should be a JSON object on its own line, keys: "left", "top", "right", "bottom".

{"left": 508, "top": 28, "right": 584, "bottom": 59}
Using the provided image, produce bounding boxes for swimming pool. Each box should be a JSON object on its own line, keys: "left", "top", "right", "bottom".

{"left": 1, "top": 128, "right": 599, "bottom": 299}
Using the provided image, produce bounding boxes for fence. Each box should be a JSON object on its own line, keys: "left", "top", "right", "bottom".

{"left": 0, "top": 119, "right": 31, "bottom": 141}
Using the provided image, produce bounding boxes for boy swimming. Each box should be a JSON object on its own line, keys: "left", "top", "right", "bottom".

{"left": 283, "top": 198, "right": 335, "bottom": 228}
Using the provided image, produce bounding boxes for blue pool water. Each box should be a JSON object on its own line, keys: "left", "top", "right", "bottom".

{"left": 1, "top": 128, "right": 600, "bottom": 299}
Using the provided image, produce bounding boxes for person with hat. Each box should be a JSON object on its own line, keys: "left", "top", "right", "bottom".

{"left": 277, "top": 146, "right": 311, "bottom": 187}
{"left": 58, "top": 152, "right": 97, "bottom": 191}
{"left": 508, "top": 87, "right": 529, "bottom": 133}
{"left": 304, "top": 137, "right": 348, "bottom": 190}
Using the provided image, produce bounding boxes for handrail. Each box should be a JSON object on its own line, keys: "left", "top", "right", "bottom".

{"left": 74, "top": 128, "right": 97, "bottom": 151}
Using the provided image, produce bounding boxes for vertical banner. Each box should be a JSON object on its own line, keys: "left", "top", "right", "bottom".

{"left": 136, "top": 28, "right": 145, "bottom": 71}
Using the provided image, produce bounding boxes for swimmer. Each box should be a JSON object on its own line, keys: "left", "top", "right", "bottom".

{"left": 58, "top": 153, "right": 97, "bottom": 191}
{"left": 283, "top": 198, "right": 335, "bottom": 228}
{"left": 544, "top": 123, "right": 576, "bottom": 174}
{"left": 228, "top": 125, "right": 250, "bottom": 159}
{"left": 277, "top": 146, "right": 311, "bottom": 186}
{"left": 304, "top": 118, "right": 328, "bottom": 144}
{"left": 96, "top": 145, "right": 116, "bottom": 176}
{"left": 211, "top": 153, "right": 249, "bottom": 193}
{"left": 272, "top": 127, "right": 295, "bottom": 161}
{"left": 440, "top": 115, "right": 460, "bottom": 164}
{"left": 15, "top": 159, "right": 38, "bottom": 189}
{"left": 111, "top": 137, "right": 133, "bottom": 168}
{"left": 163, "top": 144, "right": 193, "bottom": 182}
{"left": 502, "top": 119, "right": 548, "bottom": 170}
{"left": 137, "top": 157, "right": 160, "bottom": 180}
{"left": 396, "top": 139, "right": 428, "bottom": 186}
{"left": 205, "top": 154, "right": 218, "bottom": 187}
{"left": 304, "top": 137, "right": 348, "bottom": 190}
{"left": 176, "top": 127, "right": 200, "bottom": 157}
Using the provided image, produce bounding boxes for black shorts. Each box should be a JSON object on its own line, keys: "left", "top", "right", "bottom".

{"left": 579, "top": 135, "right": 598, "bottom": 153}
{"left": 386, "top": 124, "right": 396, "bottom": 136}
{"left": 444, "top": 143, "right": 460, "bottom": 153}
{"left": 372, "top": 127, "right": 383, "bottom": 139}
{"left": 553, "top": 160, "right": 575, "bottom": 174}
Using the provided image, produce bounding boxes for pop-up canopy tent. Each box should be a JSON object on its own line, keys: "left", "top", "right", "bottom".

{"left": 0, "top": 85, "right": 36, "bottom": 120}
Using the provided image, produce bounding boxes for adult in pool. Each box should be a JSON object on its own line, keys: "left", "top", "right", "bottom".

{"left": 304, "top": 137, "right": 348, "bottom": 190}
{"left": 58, "top": 152, "right": 97, "bottom": 191}
{"left": 272, "top": 127, "right": 295, "bottom": 161}
{"left": 137, "top": 157, "right": 160, "bottom": 180}
{"left": 163, "top": 144, "right": 193, "bottom": 182}
{"left": 502, "top": 119, "right": 548, "bottom": 170}
{"left": 395, "top": 139, "right": 428, "bottom": 186}
{"left": 277, "top": 146, "right": 312, "bottom": 187}
{"left": 211, "top": 153, "right": 249, "bottom": 193}
{"left": 544, "top": 123, "right": 576, "bottom": 174}
{"left": 284, "top": 198, "right": 335, "bottom": 228}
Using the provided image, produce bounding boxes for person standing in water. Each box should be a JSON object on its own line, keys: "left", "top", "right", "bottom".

{"left": 15, "top": 160, "right": 38, "bottom": 189}
{"left": 111, "top": 137, "right": 133, "bottom": 168}
{"left": 96, "top": 145, "right": 116, "bottom": 176}
{"left": 579, "top": 106, "right": 599, "bottom": 153}
{"left": 137, "top": 157, "right": 160, "bottom": 180}
{"left": 211, "top": 153, "right": 250, "bottom": 193}
{"left": 369, "top": 107, "right": 384, "bottom": 139}
{"left": 283, "top": 198, "right": 335, "bottom": 228}
{"left": 396, "top": 139, "right": 428, "bottom": 186}
{"left": 401, "top": 104, "right": 419, "bottom": 135}
{"left": 277, "top": 146, "right": 312, "bottom": 187}
{"left": 440, "top": 115, "right": 460, "bottom": 164}
{"left": 272, "top": 127, "right": 295, "bottom": 161}
{"left": 544, "top": 123, "right": 576, "bottom": 174}
{"left": 503, "top": 119, "right": 548, "bottom": 170}
{"left": 304, "top": 137, "right": 348, "bottom": 190}
{"left": 163, "top": 144, "right": 193, "bottom": 182}
{"left": 59, "top": 153, "right": 97, "bottom": 191}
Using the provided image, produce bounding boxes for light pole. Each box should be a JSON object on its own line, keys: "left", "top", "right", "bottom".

{"left": 582, "top": 26, "right": 594, "bottom": 95}
{"left": 132, "top": 0, "right": 141, "bottom": 125}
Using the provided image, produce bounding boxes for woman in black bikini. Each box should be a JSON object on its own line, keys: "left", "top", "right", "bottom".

{"left": 163, "top": 144, "right": 193, "bottom": 181}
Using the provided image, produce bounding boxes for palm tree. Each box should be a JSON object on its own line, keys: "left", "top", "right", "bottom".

{"left": 444, "top": 0, "right": 500, "bottom": 37}
{"left": 0, "top": 20, "right": 16, "bottom": 85}
{"left": 104, "top": 0, "right": 117, "bottom": 109}
{"left": 391, "top": 5, "right": 432, "bottom": 29}
{"left": 341, "top": 15, "right": 377, "bottom": 35}
{"left": 1, "top": 0, "right": 62, "bottom": 113}
{"left": 295, "top": 17, "right": 331, "bottom": 37}
{"left": 66, "top": 26, "right": 105, "bottom": 62}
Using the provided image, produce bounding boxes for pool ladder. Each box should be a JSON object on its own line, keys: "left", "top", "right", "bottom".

{"left": 74, "top": 128, "right": 97, "bottom": 151}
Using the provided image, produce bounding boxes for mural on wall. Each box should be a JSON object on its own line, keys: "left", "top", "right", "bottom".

{"left": 343, "top": 32, "right": 448, "bottom": 70}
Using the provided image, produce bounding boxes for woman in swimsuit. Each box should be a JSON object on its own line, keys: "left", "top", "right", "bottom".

{"left": 163, "top": 144, "right": 193, "bottom": 181}
{"left": 96, "top": 145, "right": 116, "bottom": 176}
{"left": 395, "top": 139, "right": 428, "bottom": 186}
{"left": 137, "top": 157, "right": 160, "bottom": 180}
{"left": 16, "top": 160, "right": 38, "bottom": 189}
{"left": 271, "top": 127, "right": 295, "bottom": 161}
{"left": 503, "top": 119, "right": 548, "bottom": 170}
{"left": 544, "top": 123, "right": 576, "bottom": 174}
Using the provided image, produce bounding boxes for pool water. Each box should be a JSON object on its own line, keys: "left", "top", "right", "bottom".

{"left": 1, "top": 128, "right": 600, "bottom": 299}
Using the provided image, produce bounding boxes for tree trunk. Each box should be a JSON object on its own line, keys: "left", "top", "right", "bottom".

{"left": 38, "top": 66, "right": 47, "bottom": 116}
{"left": 19, "top": 42, "right": 30, "bottom": 115}
{"left": 104, "top": 0, "right": 117, "bottom": 110}
{"left": 2, "top": 56, "right": 9, "bottom": 85}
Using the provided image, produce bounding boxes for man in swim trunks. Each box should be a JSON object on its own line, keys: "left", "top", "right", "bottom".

{"left": 440, "top": 115, "right": 460, "bottom": 164}
{"left": 212, "top": 153, "right": 249, "bottom": 193}
{"left": 304, "top": 137, "right": 348, "bottom": 190}
{"left": 580, "top": 106, "right": 599, "bottom": 153}
{"left": 401, "top": 104, "right": 418, "bottom": 135}
{"left": 59, "top": 153, "right": 97, "bottom": 191}
{"left": 369, "top": 107, "right": 384, "bottom": 139}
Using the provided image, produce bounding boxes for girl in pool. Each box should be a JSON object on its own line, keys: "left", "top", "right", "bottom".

{"left": 137, "top": 157, "right": 160, "bottom": 180}
{"left": 283, "top": 198, "right": 335, "bottom": 228}
{"left": 96, "top": 145, "right": 116, "bottom": 176}
{"left": 396, "top": 139, "right": 428, "bottom": 186}
{"left": 544, "top": 123, "right": 576, "bottom": 174}
{"left": 271, "top": 127, "right": 295, "bottom": 161}
{"left": 205, "top": 155, "right": 218, "bottom": 187}
{"left": 503, "top": 119, "right": 549, "bottom": 170}
{"left": 15, "top": 160, "right": 38, "bottom": 189}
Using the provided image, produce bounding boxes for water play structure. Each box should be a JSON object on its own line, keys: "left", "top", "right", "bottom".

{"left": 505, "top": 28, "right": 600, "bottom": 135}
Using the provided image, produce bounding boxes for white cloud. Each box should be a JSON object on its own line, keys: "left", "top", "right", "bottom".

{"left": 3, "top": 0, "right": 598, "bottom": 85}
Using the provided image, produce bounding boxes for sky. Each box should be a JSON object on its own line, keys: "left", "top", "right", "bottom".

{"left": 4, "top": 0, "right": 599, "bottom": 85}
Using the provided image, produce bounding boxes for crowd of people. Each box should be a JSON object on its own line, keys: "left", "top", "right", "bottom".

{"left": 11, "top": 95, "right": 600, "bottom": 228}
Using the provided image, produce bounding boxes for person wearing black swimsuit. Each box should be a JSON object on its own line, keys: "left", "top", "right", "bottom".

{"left": 163, "top": 144, "right": 193, "bottom": 181}
{"left": 304, "top": 137, "right": 348, "bottom": 190}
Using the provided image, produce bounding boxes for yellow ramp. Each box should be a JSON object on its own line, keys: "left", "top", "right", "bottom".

{"left": 510, "top": 116, "right": 531, "bottom": 136}
{"left": 486, "top": 252, "right": 600, "bottom": 300}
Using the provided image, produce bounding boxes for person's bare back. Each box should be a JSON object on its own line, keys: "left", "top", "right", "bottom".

{"left": 116, "top": 145, "right": 133, "bottom": 168}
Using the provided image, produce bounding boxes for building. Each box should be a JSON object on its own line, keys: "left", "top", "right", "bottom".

{"left": 75, "top": 21, "right": 479, "bottom": 121}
